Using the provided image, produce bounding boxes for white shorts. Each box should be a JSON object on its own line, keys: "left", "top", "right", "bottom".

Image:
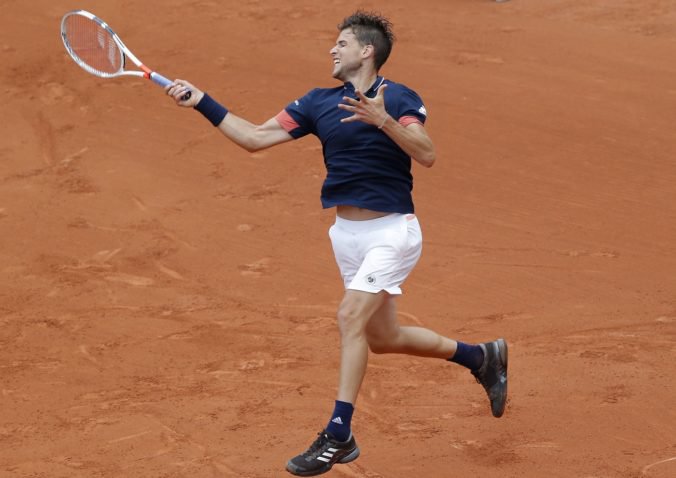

{"left": 328, "top": 213, "right": 423, "bottom": 295}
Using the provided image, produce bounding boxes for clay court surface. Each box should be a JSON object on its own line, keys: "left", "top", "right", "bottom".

{"left": 2, "top": 0, "right": 676, "bottom": 476}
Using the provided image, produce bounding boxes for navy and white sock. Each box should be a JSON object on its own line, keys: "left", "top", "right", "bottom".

{"left": 448, "top": 341, "right": 485, "bottom": 371}
{"left": 326, "top": 400, "right": 354, "bottom": 442}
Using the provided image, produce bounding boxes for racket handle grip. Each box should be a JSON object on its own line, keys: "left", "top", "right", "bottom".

{"left": 150, "top": 72, "right": 192, "bottom": 101}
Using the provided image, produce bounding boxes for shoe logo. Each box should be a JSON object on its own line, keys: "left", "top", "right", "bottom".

{"left": 331, "top": 417, "right": 343, "bottom": 425}
{"left": 365, "top": 274, "right": 376, "bottom": 285}
{"left": 318, "top": 448, "right": 339, "bottom": 461}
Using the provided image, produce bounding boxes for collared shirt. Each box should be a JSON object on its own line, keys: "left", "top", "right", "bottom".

{"left": 275, "top": 76, "right": 427, "bottom": 214}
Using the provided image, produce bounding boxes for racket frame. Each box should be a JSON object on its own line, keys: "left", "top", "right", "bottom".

{"left": 60, "top": 10, "right": 173, "bottom": 88}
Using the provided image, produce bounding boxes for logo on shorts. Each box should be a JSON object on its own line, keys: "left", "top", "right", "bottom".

{"left": 366, "top": 274, "right": 377, "bottom": 286}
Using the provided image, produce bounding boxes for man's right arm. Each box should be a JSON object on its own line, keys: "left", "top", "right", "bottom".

{"left": 217, "top": 113, "right": 294, "bottom": 152}
{"left": 166, "top": 79, "right": 293, "bottom": 152}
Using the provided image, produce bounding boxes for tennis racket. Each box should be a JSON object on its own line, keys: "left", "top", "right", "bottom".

{"left": 60, "top": 10, "right": 190, "bottom": 100}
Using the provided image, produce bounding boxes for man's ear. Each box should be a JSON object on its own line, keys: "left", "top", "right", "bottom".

{"left": 362, "top": 44, "right": 375, "bottom": 59}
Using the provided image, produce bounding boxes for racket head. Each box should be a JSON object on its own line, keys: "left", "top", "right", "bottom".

{"left": 61, "top": 10, "right": 128, "bottom": 78}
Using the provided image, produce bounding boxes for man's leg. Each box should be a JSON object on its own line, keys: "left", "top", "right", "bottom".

{"left": 365, "top": 295, "right": 459, "bottom": 358}
{"left": 365, "top": 296, "right": 508, "bottom": 418}
{"left": 335, "top": 289, "right": 388, "bottom": 403}
{"left": 286, "top": 289, "right": 385, "bottom": 477}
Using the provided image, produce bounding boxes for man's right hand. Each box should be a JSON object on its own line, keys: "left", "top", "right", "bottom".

{"left": 165, "top": 79, "right": 204, "bottom": 107}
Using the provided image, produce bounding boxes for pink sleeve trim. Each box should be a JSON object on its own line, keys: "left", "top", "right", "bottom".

{"left": 399, "top": 115, "right": 423, "bottom": 127}
{"left": 275, "top": 110, "right": 300, "bottom": 132}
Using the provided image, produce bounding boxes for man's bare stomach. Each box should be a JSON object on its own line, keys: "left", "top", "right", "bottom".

{"left": 336, "top": 205, "right": 390, "bottom": 221}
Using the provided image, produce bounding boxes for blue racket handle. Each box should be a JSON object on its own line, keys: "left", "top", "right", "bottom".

{"left": 150, "top": 72, "right": 192, "bottom": 100}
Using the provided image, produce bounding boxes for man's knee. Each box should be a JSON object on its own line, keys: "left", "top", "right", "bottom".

{"left": 336, "top": 302, "right": 365, "bottom": 338}
{"left": 336, "top": 291, "right": 385, "bottom": 337}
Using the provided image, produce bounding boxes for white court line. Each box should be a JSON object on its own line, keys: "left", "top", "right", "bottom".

{"left": 641, "top": 456, "right": 676, "bottom": 475}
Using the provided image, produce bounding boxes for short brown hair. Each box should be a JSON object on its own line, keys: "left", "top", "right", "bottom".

{"left": 338, "top": 11, "right": 395, "bottom": 71}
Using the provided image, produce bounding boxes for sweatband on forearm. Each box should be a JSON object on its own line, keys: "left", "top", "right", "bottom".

{"left": 194, "top": 93, "right": 228, "bottom": 127}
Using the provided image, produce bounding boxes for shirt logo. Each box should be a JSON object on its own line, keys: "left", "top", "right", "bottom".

{"left": 366, "top": 274, "right": 377, "bottom": 285}
{"left": 294, "top": 100, "right": 300, "bottom": 106}
{"left": 418, "top": 105, "right": 427, "bottom": 116}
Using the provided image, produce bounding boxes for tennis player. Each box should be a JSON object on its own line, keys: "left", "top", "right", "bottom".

{"left": 166, "top": 10, "right": 508, "bottom": 476}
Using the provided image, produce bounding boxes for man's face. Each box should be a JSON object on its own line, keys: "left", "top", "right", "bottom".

{"left": 330, "top": 29, "right": 366, "bottom": 80}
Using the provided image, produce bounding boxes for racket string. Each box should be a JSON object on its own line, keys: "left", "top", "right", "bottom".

{"left": 63, "top": 15, "right": 123, "bottom": 77}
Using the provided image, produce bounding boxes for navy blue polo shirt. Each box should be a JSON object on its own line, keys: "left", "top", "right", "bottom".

{"left": 276, "top": 76, "right": 427, "bottom": 214}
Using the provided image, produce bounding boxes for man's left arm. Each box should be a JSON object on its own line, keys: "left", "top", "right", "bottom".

{"left": 378, "top": 118, "right": 435, "bottom": 168}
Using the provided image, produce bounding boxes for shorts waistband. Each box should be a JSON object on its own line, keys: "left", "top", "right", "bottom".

{"left": 334, "top": 213, "right": 414, "bottom": 232}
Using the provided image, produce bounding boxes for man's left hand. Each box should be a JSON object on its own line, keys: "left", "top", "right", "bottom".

{"left": 338, "top": 84, "right": 390, "bottom": 128}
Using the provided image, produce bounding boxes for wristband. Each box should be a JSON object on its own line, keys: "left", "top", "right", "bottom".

{"left": 194, "top": 93, "right": 228, "bottom": 127}
{"left": 377, "top": 115, "right": 390, "bottom": 129}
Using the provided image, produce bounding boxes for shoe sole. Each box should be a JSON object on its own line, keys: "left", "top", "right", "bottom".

{"left": 493, "top": 338, "right": 508, "bottom": 418}
{"left": 286, "top": 447, "right": 360, "bottom": 476}
{"left": 339, "top": 447, "right": 361, "bottom": 464}
{"left": 497, "top": 338, "right": 508, "bottom": 372}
